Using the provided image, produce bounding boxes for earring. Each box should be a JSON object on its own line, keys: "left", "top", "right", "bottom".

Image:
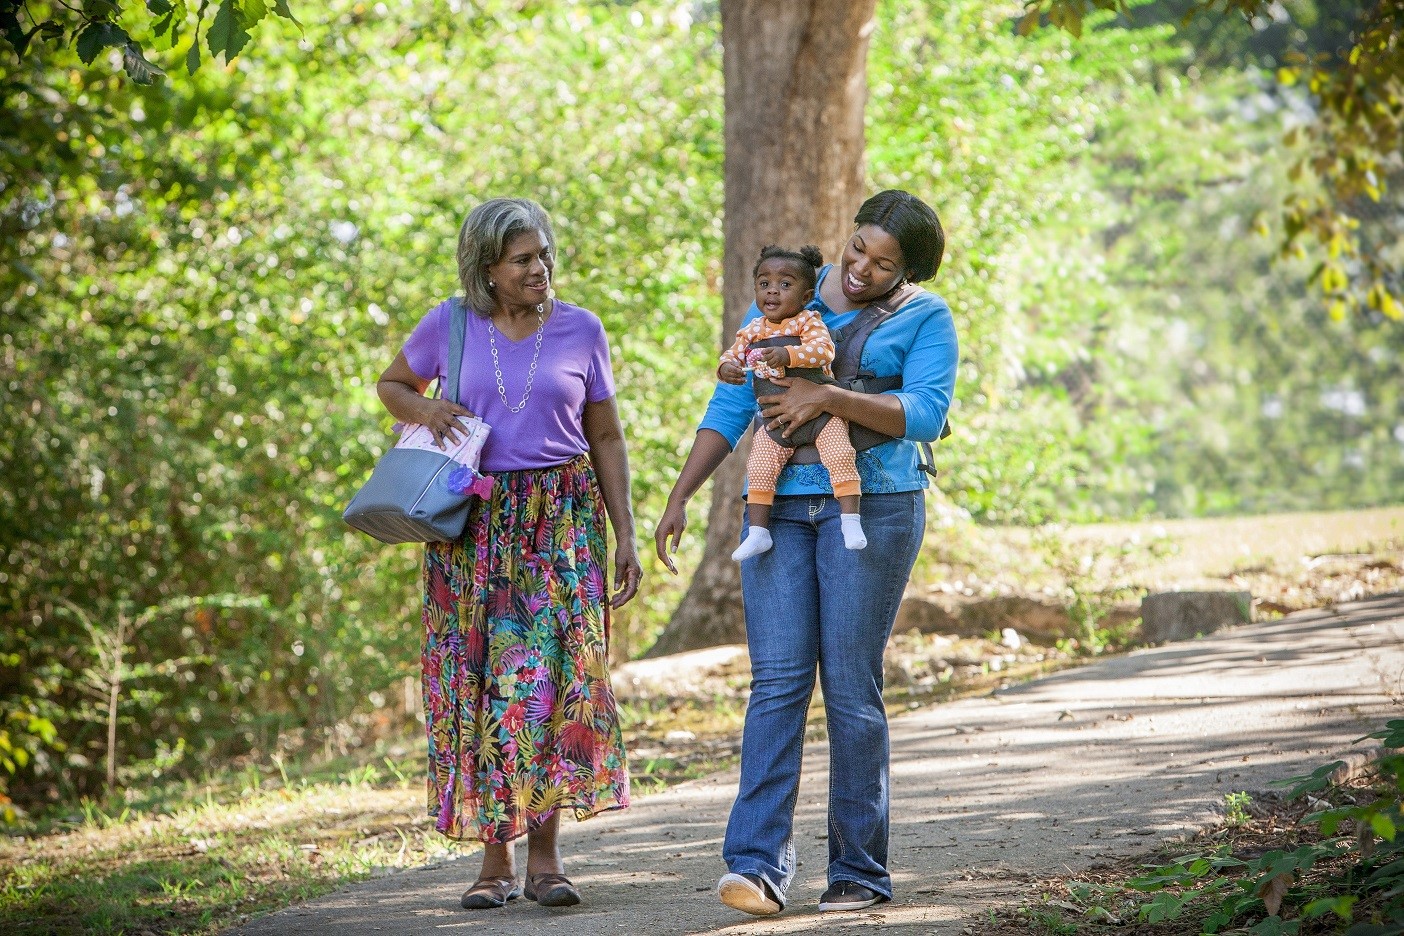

{"left": 488, "top": 280, "right": 495, "bottom": 289}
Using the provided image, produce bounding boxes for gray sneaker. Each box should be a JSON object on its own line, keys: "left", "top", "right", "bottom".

{"left": 818, "top": 880, "right": 886, "bottom": 912}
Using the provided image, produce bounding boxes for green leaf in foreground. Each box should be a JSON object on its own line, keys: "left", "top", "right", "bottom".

{"left": 121, "top": 40, "right": 166, "bottom": 83}
{"left": 75, "top": 20, "right": 129, "bottom": 65}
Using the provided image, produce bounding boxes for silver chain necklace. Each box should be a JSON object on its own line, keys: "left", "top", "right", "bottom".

{"left": 487, "top": 303, "right": 545, "bottom": 413}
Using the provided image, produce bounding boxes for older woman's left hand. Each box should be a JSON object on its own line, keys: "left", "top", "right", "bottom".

{"left": 611, "top": 541, "right": 643, "bottom": 608}
{"left": 757, "top": 377, "right": 833, "bottom": 439}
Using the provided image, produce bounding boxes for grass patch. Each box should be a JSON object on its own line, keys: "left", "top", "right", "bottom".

{"left": 0, "top": 777, "right": 454, "bottom": 935}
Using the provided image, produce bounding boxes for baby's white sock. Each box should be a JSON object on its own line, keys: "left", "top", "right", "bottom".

{"left": 841, "top": 513, "right": 867, "bottom": 550}
{"left": 731, "top": 527, "right": 774, "bottom": 561}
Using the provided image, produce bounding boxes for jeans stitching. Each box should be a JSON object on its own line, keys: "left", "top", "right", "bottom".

{"left": 830, "top": 492, "right": 917, "bottom": 889}
{"left": 878, "top": 494, "right": 920, "bottom": 631}
{"left": 828, "top": 767, "right": 848, "bottom": 868}
{"left": 779, "top": 781, "right": 800, "bottom": 891}
{"left": 871, "top": 494, "right": 919, "bottom": 891}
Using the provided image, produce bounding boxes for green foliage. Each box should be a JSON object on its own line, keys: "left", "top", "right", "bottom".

{"left": 1032, "top": 58, "right": 1401, "bottom": 517}
{"left": 1226, "top": 790, "right": 1253, "bottom": 826}
{"left": 1025, "top": 0, "right": 1404, "bottom": 324}
{"left": 0, "top": 759, "right": 453, "bottom": 936}
{"left": 1030, "top": 526, "right": 1171, "bottom": 648}
{"left": 2, "top": 0, "right": 724, "bottom": 809}
{"left": 0, "top": 707, "right": 58, "bottom": 822}
{"left": 1047, "top": 719, "right": 1404, "bottom": 933}
{"left": 0, "top": 0, "right": 299, "bottom": 83}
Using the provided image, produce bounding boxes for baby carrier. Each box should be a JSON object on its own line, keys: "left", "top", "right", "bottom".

{"left": 750, "top": 283, "right": 949, "bottom": 474}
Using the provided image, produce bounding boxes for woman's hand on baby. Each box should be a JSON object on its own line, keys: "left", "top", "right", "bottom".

{"left": 757, "top": 377, "right": 831, "bottom": 438}
{"left": 418, "top": 397, "right": 477, "bottom": 449}
{"left": 717, "top": 360, "right": 747, "bottom": 385}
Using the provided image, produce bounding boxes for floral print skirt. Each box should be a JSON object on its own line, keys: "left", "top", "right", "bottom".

{"left": 421, "top": 454, "right": 629, "bottom": 844}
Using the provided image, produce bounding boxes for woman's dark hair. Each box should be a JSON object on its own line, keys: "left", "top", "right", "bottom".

{"left": 854, "top": 190, "right": 944, "bottom": 283}
{"left": 753, "top": 244, "right": 824, "bottom": 292}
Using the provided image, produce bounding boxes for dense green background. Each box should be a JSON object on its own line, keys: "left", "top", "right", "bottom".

{"left": 2, "top": 0, "right": 1398, "bottom": 813}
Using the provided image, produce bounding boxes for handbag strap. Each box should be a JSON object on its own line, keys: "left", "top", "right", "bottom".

{"left": 442, "top": 298, "right": 467, "bottom": 404}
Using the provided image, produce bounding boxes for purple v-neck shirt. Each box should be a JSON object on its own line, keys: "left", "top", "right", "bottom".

{"left": 402, "top": 298, "right": 616, "bottom": 472}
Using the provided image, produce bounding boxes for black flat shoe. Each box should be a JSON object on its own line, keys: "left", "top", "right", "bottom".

{"left": 818, "top": 880, "right": 887, "bottom": 912}
{"left": 525, "top": 872, "right": 582, "bottom": 907}
{"left": 461, "top": 875, "right": 522, "bottom": 909}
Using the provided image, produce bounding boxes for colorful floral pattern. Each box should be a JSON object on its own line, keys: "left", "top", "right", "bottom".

{"left": 421, "top": 455, "right": 629, "bottom": 844}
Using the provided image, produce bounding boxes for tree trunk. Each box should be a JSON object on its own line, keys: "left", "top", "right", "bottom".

{"left": 646, "top": 0, "right": 877, "bottom": 657}
{"left": 106, "top": 613, "right": 126, "bottom": 792}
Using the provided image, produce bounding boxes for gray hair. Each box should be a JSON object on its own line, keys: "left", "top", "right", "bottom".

{"left": 456, "top": 197, "right": 556, "bottom": 314}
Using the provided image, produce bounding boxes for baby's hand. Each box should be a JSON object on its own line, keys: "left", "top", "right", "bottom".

{"left": 755, "top": 347, "right": 789, "bottom": 368}
{"left": 717, "top": 360, "right": 747, "bottom": 384}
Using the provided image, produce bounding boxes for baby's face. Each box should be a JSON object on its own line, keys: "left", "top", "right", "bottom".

{"left": 754, "top": 258, "right": 812, "bottom": 324}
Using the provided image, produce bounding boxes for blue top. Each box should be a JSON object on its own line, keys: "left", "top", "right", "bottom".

{"left": 699, "top": 264, "right": 958, "bottom": 495}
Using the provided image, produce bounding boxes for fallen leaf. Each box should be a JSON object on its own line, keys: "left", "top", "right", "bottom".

{"left": 1255, "top": 871, "right": 1291, "bottom": 916}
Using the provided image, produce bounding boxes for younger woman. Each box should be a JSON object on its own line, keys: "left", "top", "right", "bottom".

{"left": 657, "top": 190, "right": 957, "bottom": 915}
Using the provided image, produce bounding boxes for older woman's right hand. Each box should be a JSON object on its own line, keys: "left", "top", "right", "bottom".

{"left": 418, "top": 397, "right": 477, "bottom": 449}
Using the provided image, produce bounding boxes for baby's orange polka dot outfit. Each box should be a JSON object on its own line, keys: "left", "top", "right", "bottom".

{"left": 720, "top": 310, "right": 860, "bottom": 505}
{"left": 720, "top": 308, "right": 837, "bottom": 380}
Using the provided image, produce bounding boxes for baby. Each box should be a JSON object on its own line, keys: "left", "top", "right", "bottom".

{"left": 718, "top": 244, "right": 865, "bottom": 561}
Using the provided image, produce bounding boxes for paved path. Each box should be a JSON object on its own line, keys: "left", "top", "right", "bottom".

{"left": 233, "top": 594, "right": 1404, "bottom": 935}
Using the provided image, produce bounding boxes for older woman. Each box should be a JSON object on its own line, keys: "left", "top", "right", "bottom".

{"left": 377, "top": 197, "right": 640, "bottom": 910}
{"left": 656, "top": 190, "right": 956, "bottom": 915}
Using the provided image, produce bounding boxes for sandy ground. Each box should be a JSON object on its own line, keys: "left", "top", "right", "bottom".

{"left": 1060, "top": 505, "right": 1404, "bottom": 589}
{"left": 228, "top": 592, "right": 1404, "bottom": 936}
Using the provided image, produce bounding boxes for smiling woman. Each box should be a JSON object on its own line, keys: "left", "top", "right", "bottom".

{"left": 655, "top": 189, "right": 957, "bottom": 917}
{"left": 373, "top": 197, "right": 642, "bottom": 912}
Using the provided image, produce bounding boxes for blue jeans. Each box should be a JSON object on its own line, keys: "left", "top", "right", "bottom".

{"left": 723, "top": 491, "right": 925, "bottom": 904}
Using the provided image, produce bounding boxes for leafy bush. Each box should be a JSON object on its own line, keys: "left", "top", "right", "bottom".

{"left": 1036, "top": 720, "right": 1404, "bottom": 934}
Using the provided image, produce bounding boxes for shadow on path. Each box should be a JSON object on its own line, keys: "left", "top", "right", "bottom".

{"left": 231, "top": 594, "right": 1404, "bottom": 935}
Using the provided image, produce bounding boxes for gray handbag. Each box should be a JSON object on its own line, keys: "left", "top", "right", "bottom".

{"left": 343, "top": 301, "right": 491, "bottom": 544}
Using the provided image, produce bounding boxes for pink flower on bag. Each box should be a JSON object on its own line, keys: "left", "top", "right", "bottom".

{"left": 445, "top": 465, "right": 495, "bottom": 498}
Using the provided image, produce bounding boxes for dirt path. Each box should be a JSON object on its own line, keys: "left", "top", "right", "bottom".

{"left": 230, "top": 594, "right": 1404, "bottom": 935}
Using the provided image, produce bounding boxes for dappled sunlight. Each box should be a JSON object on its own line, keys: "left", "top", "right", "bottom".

{"left": 219, "top": 595, "right": 1404, "bottom": 934}
{"left": 4, "top": 0, "right": 1402, "bottom": 931}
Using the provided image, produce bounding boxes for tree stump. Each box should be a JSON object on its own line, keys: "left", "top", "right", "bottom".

{"left": 1140, "top": 591, "right": 1253, "bottom": 644}
{"left": 958, "top": 595, "right": 1070, "bottom": 640}
{"left": 894, "top": 597, "right": 961, "bottom": 635}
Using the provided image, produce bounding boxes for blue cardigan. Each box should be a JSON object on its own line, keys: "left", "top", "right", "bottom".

{"left": 698, "top": 264, "right": 959, "bottom": 495}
